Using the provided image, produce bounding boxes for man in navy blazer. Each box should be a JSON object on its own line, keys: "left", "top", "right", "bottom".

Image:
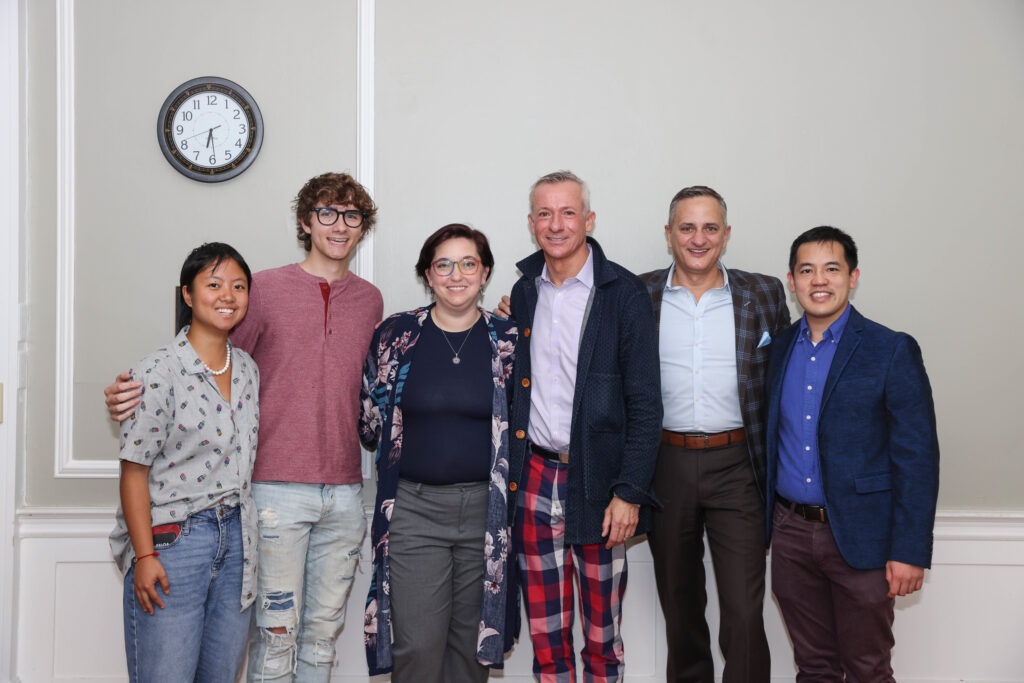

{"left": 765, "top": 226, "right": 939, "bottom": 681}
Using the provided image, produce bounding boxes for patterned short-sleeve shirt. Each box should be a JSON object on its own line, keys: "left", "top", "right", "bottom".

{"left": 109, "top": 327, "right": 260, "bottom": 609}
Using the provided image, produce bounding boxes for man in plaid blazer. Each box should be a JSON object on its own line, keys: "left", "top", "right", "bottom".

{"left": 638, "top": 185, "right": 790, "bottom": 683}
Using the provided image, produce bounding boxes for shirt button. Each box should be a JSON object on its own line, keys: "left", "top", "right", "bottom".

{"left": 515, "top": 429, "right": 525, "bottom": 439}
{"left": 328, "top": 329, "right": 333, "bottom": 335}
{"left": 806, "top": 415, "right": 811, "bottom": 420}
{"left": 521, "top": 378, "right": 530, "bottom": 388}
{"left": 805, "top": 446, "right": 811, "bottom": 451}
{"left": 811, "top": 356, "right": 816, "bottom": 361}
{"left": 524, "top": 328, "right": 531, "bottom": 337}
{"left": 509, "top": 482, "right": 518, "bottom": 492}
{"left": 807, "top": 385, "right": 813, "bottom": 390}
{"left": 806, "top": 477, "right": 812, "bottom": 483}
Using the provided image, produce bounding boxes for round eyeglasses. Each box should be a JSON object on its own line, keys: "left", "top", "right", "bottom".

{"left": 431, "top": 257, "right": 480, "bottom": 277}
{"left": 312, "top": 207, "right": 366, "bottom": 228}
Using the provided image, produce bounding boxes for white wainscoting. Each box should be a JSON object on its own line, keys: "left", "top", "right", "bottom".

{"left": 13, "top": 509, "right": 1024, "bottom": 683}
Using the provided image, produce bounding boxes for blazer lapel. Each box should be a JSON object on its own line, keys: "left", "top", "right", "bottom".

{"left": 732, "top": 284, "right": 756, "bottom": 391}
{"left": 821, "top": 307, "right": 863, "bottom": 410}
{"left": 572, "top": 287, "right": 602, "bottom": 419}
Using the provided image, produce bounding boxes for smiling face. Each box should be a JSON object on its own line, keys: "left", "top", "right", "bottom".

{"left": 181, "top": 257, "right": 250, "bottom": 335}
{"left": 301, "top": 202, "right": 365, "bottom": 265}
{"left": 787, "top": 240, "right": 860, "bottom": 334}
{"left": 665, "top": 195, "right": 731, "bottom": 281}
{"left": 528, "top": 181, "right": 595, "bottom": 273}
{"left": 425, "top": 236, "right": 491, "bottom": 317}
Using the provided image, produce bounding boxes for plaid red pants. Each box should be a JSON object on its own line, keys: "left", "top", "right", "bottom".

{"left": 514, "top": 453, "right": 627, "bottom": 682}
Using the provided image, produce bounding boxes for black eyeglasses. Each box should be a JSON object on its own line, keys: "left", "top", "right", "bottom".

{"left": 431, "top": 258, "right": 480, "bottom": 277}
{"left": 312, "top": 207, "right": 366, "bottom": 228}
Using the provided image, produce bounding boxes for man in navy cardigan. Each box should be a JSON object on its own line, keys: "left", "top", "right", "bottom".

{"left": 765, "top": 226, "right": 939, "bottom": 681}
{"left": 506, "top": 170, "right": 662, "bottom": 682}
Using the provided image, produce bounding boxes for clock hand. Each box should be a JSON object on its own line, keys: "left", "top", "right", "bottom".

{"left": 205, "top": 128, "right": 214, "bottom": 149}
{"left": 180, "top": 125, "right": 222, "bottom": 142}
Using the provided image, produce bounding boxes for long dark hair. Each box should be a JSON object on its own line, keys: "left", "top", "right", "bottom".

{"left": 175, "top": 242, "right": 252, "bottom": 333}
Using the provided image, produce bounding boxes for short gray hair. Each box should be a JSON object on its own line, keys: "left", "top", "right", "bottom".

{"left": 667, "top": 185, "right": 727, "bottom": 226}
{"left": 529, "top": 170, "right": 591, "bottom": 215}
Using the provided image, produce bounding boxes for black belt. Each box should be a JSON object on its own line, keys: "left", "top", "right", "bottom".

{"left": 530, "top": 443, "right": 569, "bottom": 464}
{"left": 777, "top": 494, "right": 828, "bottom": 523}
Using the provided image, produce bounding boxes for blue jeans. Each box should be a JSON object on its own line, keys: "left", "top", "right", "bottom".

{"left": 247, "top": 482, "right": 366, "bottom": 682}
{"left": 123, "top": 505, "right": 252, "bottom": 683}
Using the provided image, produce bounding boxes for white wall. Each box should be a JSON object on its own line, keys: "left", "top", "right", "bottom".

{"left": 9, "top": 0, "right": 1024, "bottom": 681}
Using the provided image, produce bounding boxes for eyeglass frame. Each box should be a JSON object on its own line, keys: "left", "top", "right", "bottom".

{"left": 430, "top": 257, "right": 481, "bottom": 277}
{"left": 311, "top": 206, "right": 366, "bottom": 229}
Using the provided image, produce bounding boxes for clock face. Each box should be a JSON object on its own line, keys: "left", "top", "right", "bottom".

{"left": 157, "top": 77, "right": 263, "bottom": 182}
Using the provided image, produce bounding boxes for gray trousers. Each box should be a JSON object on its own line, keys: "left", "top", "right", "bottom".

{"left": 389, "top": 478, "right": 490, "bottom": 683}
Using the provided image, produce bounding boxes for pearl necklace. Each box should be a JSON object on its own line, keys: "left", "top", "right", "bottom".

{"left": 204, "top": 342, "right": 232, "bottom": 376}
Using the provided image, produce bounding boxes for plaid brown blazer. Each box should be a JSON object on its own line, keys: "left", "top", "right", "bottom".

{"left": 637, "top": 265, "right": 791, "bottom": 500}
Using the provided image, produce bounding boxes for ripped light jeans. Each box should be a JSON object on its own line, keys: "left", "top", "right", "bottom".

{"left": 247, "top": 482, "right": 366, "bottom": 682}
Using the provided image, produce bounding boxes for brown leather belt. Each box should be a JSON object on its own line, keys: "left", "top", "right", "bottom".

{"left": 661, "top": 427, "right": 746, "bottom": 450}
{"left": 531, "top": 443, "right": 569, "bottom": 464}
{"left": 777, "top": 494, "right": 828, "bottom": 523}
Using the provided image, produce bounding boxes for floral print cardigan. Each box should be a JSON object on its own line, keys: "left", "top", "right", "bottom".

{"left": 359, "top": 305, "right": 517, "bottom": 675}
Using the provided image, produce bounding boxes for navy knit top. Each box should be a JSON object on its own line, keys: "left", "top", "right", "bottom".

{"left": 399, "top": 315, "right": 492, "bottom": 484}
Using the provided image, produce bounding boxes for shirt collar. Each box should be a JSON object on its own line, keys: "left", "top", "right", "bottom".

{"left": 174, "top": 325, "right": 232, "bottom": 376}
{"left": 540, "top": 245, "right": 594, "bottom": 288}
{"left": 665, "top": 260, "right": 730, "bottom": 292}
{"left": 798, "top": 303, "right": 852, "bottom": 344}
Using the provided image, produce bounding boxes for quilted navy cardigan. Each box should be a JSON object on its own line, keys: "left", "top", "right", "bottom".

{"left": 506, "top": 237, "right": 662, "bottom": 545}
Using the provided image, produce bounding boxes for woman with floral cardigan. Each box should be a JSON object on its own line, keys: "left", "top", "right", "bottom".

{"left": 359, "top": 224, "right": 518, "bottom": 681}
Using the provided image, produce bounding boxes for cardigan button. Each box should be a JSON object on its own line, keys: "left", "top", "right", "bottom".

{"left": 509, "top": 482, "right": 518, "bottom": 492}
{"left": 521, "top": 378, "right": 530, "bottom": 388}
{"left": 515, "top": 429, "right": 525, "bottom": 439}
{"left": 524, "top": 327, "right": 531, "bottom": 337}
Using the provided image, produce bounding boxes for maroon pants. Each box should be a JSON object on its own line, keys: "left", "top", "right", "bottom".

{"left": 771, "top": 501, "right": 896, "bottom": 682}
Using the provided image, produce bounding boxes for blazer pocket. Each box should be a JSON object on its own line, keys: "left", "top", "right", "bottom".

{"left": 855, "top": 472, "right": 892, "bottom": 494}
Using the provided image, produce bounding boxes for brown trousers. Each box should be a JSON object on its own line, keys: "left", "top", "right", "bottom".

{"left": 770, "top": 501, "right": 896, "bottom": 682}
{"left": 648, "top": 441, "right": 771, "bottom": 683}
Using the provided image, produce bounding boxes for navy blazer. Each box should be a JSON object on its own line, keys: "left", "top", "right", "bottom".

{"left": 507, "top": 237, "right": 663, "bottom": 545}
{"left": 765, "top": 306, "right": 940, "bottom": 570}
{"left": 638, "top": 266, "right": 790, "bottom": 506}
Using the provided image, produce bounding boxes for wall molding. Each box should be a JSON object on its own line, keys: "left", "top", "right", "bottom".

{"left": 53, "top": 0, "right": 115, "bottom": 478}
{"left": 1, "top": 0, "right": 21, "bottom": 679}
{"left": 356, "top": 0, "right": 375, "bottom": 481}
{"left": 14, "top": 508, "right": 1024, "bottom": 682}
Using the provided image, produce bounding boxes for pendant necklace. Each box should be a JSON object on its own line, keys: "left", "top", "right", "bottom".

{"left": 438, "top": 319, "right": 475, "bottom": 365}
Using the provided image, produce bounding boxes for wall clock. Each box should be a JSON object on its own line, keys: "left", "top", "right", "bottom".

{"left": 157, "top": 76, "right": 263, "bottom": 182}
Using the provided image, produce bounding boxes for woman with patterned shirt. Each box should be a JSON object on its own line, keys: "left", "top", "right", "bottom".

{"left": 109, "top": 242, "right": 260, "bottom": 683}
{"left": 360, "top": 224, "right": 518, "bottom": 681}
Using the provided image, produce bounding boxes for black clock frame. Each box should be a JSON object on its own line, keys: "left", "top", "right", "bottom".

{"left": 157, "top": 76, "right": 264, "bottom": 183}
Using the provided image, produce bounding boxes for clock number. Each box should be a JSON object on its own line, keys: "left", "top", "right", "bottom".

{"left": 175, "top": 125, "right": 183, "bottom": 135}
{"left": 207, "top": 94, "right": 218, "bottom": 106}
{"left": 209, "top": 154, "right": 216, "bottom": 165}
{"left": 233, "top": 109, "right": 241, "bottom": 120}
{"left": 192, "top": 151, "right": 200, "bottom": 161}
{"left": 234, "top": 139, "right": 242, "bottom": 148}
{"left": 192, "top": 99, "right": 201, "bottom": 109}
{"left": 239, "top": 124, "right": 247, "bottom": 134}
{"left": 180, "top": 140, "right": 188, "bottom": 150}
{"left": 225, "top": 150, "right": 232, "bottom": 161}
{"left": 182, "top": 111, "right": 193, "bottom": 121}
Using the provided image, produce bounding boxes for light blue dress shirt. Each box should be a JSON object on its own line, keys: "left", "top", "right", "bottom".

{"left": 659, "top": 262, "right": 742, "bottom": 433}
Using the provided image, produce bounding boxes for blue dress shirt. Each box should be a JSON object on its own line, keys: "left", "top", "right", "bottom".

{"left": 776, "top": 305, "right": 852, "bottom": 505}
